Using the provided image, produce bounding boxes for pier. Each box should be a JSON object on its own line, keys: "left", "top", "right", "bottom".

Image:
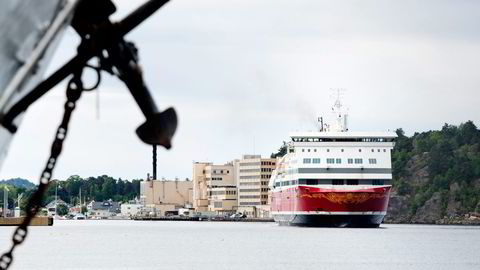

{"left": 133, "top": 216, "right": 274, "bottom": 222}
{"left": 0, "top": 217, "right": 53, "bottom": 226}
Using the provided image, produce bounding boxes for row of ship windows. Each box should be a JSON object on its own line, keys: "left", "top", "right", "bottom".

{"left": 302, "top": 158, "right": 377, "bottom": 164}
{"left": 298, "top": 148, "right": 387, "bottom": 153}
{"left": 274, "top": 179, "right": 385, "bottom": 187}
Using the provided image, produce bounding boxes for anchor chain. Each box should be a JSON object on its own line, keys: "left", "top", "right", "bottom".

{"left": 0, "top": 72, "right": 86, "bottom": 270}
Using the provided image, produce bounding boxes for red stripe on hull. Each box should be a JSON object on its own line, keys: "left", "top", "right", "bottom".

{"left": 271, "top": 186, "right": 391, "bottom": 213}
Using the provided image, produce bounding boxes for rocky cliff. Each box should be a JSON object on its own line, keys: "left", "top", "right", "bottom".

{"left": 384, "top": 122, "right": 480, "bottom": 225}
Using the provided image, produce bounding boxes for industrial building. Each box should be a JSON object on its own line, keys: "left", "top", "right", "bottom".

{"left": 140, "top": 178, "right": 193, "bottom": 216}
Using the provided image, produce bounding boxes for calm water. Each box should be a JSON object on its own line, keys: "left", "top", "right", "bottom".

{"left": 0, "top": 221, "right": 479, "bottom": 270}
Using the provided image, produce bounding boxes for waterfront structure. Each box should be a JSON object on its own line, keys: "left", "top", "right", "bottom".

{"left": 269, "top": 96, "right": 396, "bottom": 227}
{"left": 192, "top": 162, "right": 237, "bottom": 214}
{"left": 87, "top": 200, "right": 121, "bottom": 218}
{"left": 45, "top": 199, "right": 68, "bottom": 217}
{"left": 140, "top": 178, "right": 193, "bottom": 216}
{"left": 235, "top": 155, "right": 276, "bottom": 217}
{"left": 121, "top": 203, "right": 143, "bottom": 217}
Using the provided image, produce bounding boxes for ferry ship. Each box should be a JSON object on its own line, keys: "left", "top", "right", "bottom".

{"left": 269, "top": 96, "right": 396, "bottom": 227}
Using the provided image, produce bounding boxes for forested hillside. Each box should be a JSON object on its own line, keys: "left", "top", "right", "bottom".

{"left": 0, "top": 178, "right": 35, "bottom": 189}
{"left": 386, "top": 121, "right": 480, "bottom": 224}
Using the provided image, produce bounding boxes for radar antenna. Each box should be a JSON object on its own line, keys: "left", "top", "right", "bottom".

{"left": 330, "top": 88, "right": 348, "bottom": 132}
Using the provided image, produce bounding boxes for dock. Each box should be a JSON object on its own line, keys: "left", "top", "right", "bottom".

{"left": 0, "top": 217, "right": 53, "bottom": 226}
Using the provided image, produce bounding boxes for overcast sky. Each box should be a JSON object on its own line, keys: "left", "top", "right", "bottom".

{"left": 1, "top": 0, "right": 479, "bottom": 182}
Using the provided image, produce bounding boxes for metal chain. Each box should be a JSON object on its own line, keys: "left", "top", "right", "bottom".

{"left": 0, "top": 75, "right": 84, "bottom": 270}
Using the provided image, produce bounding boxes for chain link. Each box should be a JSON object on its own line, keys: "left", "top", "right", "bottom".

{"left": 0, "top": 76, "right": 84, "bottom": 270}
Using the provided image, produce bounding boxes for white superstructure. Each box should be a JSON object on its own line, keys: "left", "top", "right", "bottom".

{"left": 269, "top": 131, "right": 396, "bottom": 189}
{"left": 269, "top": 93, "right": 396, "bottom": 190}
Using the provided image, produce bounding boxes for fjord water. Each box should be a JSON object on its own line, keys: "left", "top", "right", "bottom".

{"left": 1, "top": 221, "right": 479, "bottom": 270}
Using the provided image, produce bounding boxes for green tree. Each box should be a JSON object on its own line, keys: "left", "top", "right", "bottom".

{"left": 271, "top": 141, "right": 287, "bottom": 158}
{"left": 56, "top": 204, "right": 69, "bottom": 216}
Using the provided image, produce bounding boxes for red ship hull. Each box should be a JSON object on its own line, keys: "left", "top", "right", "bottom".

{"left": 271, "top": 185, "right": 392, "bottom": 227}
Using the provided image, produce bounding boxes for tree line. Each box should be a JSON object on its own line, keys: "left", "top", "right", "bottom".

{"left": 1, "top": 175, "right": 142, "bottom": 210}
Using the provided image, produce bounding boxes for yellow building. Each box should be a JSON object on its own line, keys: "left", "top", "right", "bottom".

{"left": 192, "top": 162, "right": 237, "bottom": 214}
{"left": 140, "top": 179, "right": 193, "bottom": 216}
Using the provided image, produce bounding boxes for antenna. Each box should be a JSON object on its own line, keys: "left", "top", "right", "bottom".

{"left": 317, "top": 117, "right": 324, "bottom": 132}
{"left": 330, "top": 88, "right": 346, "bottom": 112}
{"left": 329, "top": 88, "right": 348, "bottom": 132}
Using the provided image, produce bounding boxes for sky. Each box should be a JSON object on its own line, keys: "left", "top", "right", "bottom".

{"left": 1, "top": 0, "right": 479, "bottom": 182}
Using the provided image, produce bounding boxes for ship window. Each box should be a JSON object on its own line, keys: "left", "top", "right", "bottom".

{"left": 348, "top": 158, "right": 353, "bottom": 164}
{"left": 314, "top": 149, "right": 317, "bottom": 152}
{"left": 332, "top": 180, "right": 344, "bottom": 185}
{"left": 377, "top": 149, "right": 381, "bottom": 152}
{"left": 275, "top": 182, "right": 281, "bottom": 187}
{"left": 368, "top": 158, "right": 377, "bottom": 164}
{"left": 326, "top": 158, "right": 335, "bottom": 164}
{"left": 306, "top": 179, "right": 318, "bottom": 185}
{"left": 347, "top": 180, "right": 359, "bottom": 185}
{"left": 303, "top": 158, "right": 311, "bottom": 164}
{"left": 312, "top": 158, "right": 321, "bottom": 164}
{"left": 298, "top": 179, "right": 307, "bottom": 185}
{"left": 308, "top": 149, "right": 311, "bottom": 152}
{"left": 336, "top": 158, "right": 342, "bottom": 164}
{"left": 372, "top": 180, "right": 384, "bottom": 185}
{"left": 358, "top": 149, "right": 362, "bottom": 152}
{"left": 371, "top": 149, "right": 374, "bottom": 152}
{"left": 341, "top": 149, "right": 344, "bottom": 152}
{"left": 327, "top": 149, "right": 330, "bottom": 152}
{"left": 289, "top": 148, "right": 294, "bottom": 153}
{"left": 383, "top": 149, "right": 386, "bottom": 152}
{"left": 354, "top": 158, "right": 363, "bottom": 164}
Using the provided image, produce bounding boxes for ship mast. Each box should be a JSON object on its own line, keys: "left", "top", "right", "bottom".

{"left": 331, "top": 89, "right": 348, "bottom": 132}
